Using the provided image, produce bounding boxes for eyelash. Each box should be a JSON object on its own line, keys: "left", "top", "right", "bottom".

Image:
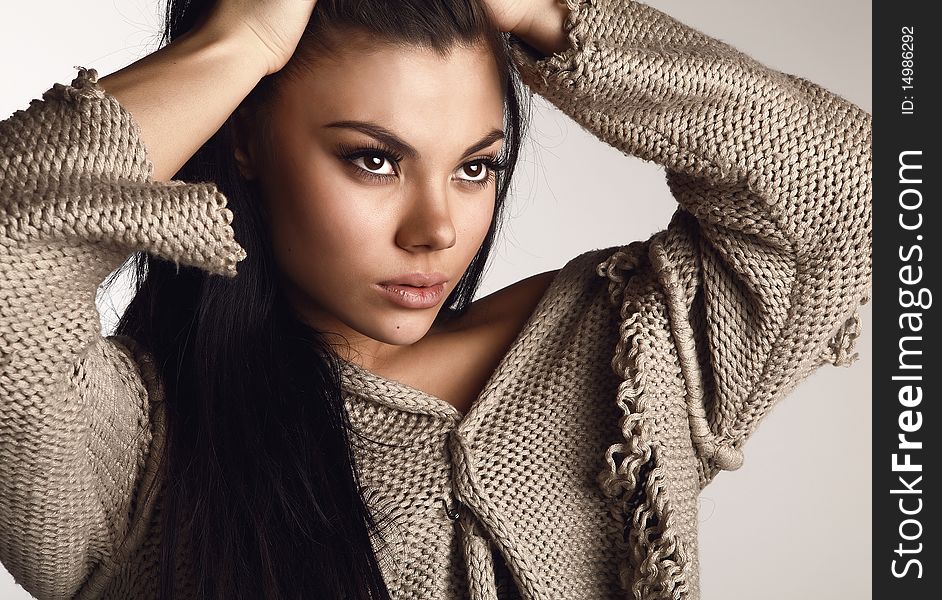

{"left": 337, "top": 141, "right": 508, "bottom": 189}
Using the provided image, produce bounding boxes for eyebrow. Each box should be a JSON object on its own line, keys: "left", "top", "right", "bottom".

{"left": 323, "top": 120, "right": 505, "bottom": 160}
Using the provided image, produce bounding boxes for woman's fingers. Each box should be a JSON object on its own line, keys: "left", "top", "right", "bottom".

{"left": 199, "top": 0, "right": 319, "bottom": 76}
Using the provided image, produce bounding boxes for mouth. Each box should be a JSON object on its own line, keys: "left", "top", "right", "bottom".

{"left": 378, "top": 272, "right": 449, "bottom": 287}
{"left": 374, "top": 281, "right": 447, "bottom": 309}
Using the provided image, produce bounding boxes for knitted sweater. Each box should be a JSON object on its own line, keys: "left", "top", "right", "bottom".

{"left": 0, "top": 0, "right": 871, "bottom": 599}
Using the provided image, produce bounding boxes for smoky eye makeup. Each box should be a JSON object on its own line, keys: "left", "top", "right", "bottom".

{"left": 334, "top": 141, "right": 509, "bottom": 189}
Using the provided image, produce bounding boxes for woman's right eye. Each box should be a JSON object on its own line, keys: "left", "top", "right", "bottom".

{"left": 336, "top": 142, "right": 405, "bottom": 182}
{"left": 350, "top": 153, "right": 397, "bottom": 176}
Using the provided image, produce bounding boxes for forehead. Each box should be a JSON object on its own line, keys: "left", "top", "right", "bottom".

{"left": 271, "top": 40, "right": 505, "bottom": 145}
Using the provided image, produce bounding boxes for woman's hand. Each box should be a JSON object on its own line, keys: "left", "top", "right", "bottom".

{"left": 198, "top": 0, "right": 319, "bottom": 76}
{"left": 480, "top": 0, "right": 535, "bottom": 33}
{"left": 481, "top": 0, "right": 571, "bottom": 56}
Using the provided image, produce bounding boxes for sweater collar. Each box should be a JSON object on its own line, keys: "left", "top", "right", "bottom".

{"left": 337, "top": 266, "right": 570, "bottom": 435}
{"left": 338, "top": 358, "right": 462, "bottom": 422}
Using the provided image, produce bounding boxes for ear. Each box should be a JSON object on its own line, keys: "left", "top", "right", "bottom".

{"left": 232, "top": 105, "right": 259, "bottom": 180}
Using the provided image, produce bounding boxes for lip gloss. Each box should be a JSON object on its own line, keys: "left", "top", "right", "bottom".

{"left": 375, "top": 283, "right": 446, "bottom": 309}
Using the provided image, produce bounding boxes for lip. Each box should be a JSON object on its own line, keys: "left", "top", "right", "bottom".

{"left": 379, "top": 272, "right": 449, "bottom": 287}
{"left": 374, "top": 282, "right": 447, "bottom": 309}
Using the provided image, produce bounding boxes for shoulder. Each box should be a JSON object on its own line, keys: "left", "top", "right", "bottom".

{"left": 458, "top": 268, "right": 562, "bottom": 335}
{"left": 428, "top": 267, "right": 561, "bottom": 363}
{"left": 443, "top": 248, "right": 617, "bottom": 340}
{"left": 475, "top": 248, "right": 621, "bottom": 328}
{"left": 401, "top": 269, "right": 562, "bottom": 412}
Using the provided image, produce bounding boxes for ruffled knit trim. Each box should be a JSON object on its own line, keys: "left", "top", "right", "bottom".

{"left": 41, "top": 65, "right": 107, "bottom": 104}
{"left": 594, "top": 243, "right": 691, "bottom": 600}
{"left": 506, "top": 0, "right": 594, "bottom": 91}
{"left": 818, "top": 293, "right": 868, "bottom": 367}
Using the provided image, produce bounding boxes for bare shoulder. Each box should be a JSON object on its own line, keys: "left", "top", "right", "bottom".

{"left": 454, "top": 268, "right": 562, "bottom": 336}
{"left": 405, "top": 268, "right": 562, "bottom": 413}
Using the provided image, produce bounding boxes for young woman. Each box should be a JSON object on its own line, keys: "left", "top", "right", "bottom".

{"left": 0, "top": 0, "right": 871, "bottom": 599}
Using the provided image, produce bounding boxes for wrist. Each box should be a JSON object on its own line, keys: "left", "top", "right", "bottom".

{"left": 187, "top": 22, "right": 273, "bottom": 80}
{"left": 514, "top": 0, "right": 571, "bottom": 57}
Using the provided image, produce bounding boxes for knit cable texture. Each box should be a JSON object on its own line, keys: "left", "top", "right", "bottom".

{"left": 1, "top": 65, "right": 245, "bottom": 600}
{"left": 0, "top": 0, "right": 870, "bottom": 599}
{"left": 505, "top": 1, "right": 871, "bottom": 597}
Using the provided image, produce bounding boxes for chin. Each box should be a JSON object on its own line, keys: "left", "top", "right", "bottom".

{"left": 368, "top": 314, "right": 438, "bottom": 345}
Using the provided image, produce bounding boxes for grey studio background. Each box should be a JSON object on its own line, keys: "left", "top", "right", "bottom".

{"left": 0, "top": 1, "right": 871, "bottom": 599}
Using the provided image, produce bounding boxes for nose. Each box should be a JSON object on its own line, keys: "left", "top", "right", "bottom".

{"left": 395, "top": 181, "right": 457, "bottom": 252}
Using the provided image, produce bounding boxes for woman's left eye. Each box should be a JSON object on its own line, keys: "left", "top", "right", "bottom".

{"left": 455, "top": 161, "right": 490, "bottom": 184}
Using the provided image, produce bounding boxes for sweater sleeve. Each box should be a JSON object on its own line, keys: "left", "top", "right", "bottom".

{"left": 507, "top": 0, "right": 871, "bottom": 486}
{"left": 0, "top": 67, "right": 247, "bottom": 599}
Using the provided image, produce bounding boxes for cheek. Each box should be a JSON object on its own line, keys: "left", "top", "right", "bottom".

{"left": 457, "top": 196, "right": 496, "bottom": 250}
{"left": 267, "top": 174, "right": 389, "bottom": 287}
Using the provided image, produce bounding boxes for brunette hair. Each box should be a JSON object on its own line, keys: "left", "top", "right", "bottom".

{"left": 104, "top": 0, "right": 531, "bottom": 598}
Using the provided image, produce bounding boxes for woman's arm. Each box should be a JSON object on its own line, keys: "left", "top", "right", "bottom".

{"left": 96, "top": 0, "right": 317, "bottom": 182}
{"left": 506, "top": 0, "right": 871, "bottom": 481}
{"left": 97, "top": 29, "right": 267, "bottom": 182}
{"left": 0, "top": 0, "right": 320, "bottom": 593}
{"left": 0, "top": 34, "right": 256, "bottom": 600}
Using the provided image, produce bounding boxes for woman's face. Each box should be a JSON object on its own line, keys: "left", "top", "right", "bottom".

{"left": 240, "top": 37, "right": 506, "bottom": 366}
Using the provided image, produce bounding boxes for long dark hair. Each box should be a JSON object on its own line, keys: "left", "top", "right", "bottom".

{"left": 102, "top": 0, "right": 530, "bottom": 598}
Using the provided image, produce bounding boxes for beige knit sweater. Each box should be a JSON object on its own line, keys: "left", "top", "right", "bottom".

{"left": 0, "top": 0, "right": 871, "bottom": 599}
